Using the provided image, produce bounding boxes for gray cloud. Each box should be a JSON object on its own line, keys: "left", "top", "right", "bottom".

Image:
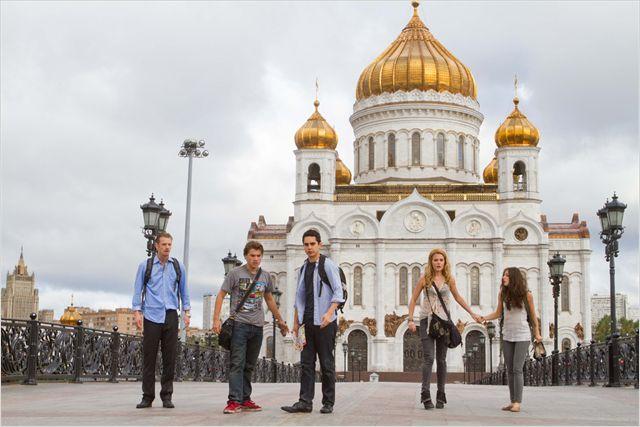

{"left": 2, "top": 1, "right": 638, "bottom": 329}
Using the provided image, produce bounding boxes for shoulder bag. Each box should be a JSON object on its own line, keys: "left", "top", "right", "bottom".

{"left": 218, "top": 268, "right": 262, "bottom": 351}
{"left": 426, "top": 283, "right": 462, "bottom": 348}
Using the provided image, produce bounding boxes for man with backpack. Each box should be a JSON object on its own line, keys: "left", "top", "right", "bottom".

{"left": 131, "top": 232, "right": 191, "bottom": 409}
{"left": 281, "top": 229, "right": 345, "bottom": 415}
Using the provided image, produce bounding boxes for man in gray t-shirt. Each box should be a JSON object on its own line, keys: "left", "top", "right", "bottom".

{"left": 213, "top": 241, "right": 288, "bottom": 414}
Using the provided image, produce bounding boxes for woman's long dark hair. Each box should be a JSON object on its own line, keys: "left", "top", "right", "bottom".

{"left": 502, "top": 267, "right": 527, "bottom": 310}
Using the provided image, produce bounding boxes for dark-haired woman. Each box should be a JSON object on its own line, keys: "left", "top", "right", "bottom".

{"left": 481, "top": 267, "right": 541, "bottom": 413}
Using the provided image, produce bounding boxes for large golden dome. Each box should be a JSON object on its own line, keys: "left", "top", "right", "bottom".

{"left": 482, "top": 157, "right": 498, "bottom": 184}
{"left": 335, "top": 157, "right": 352, "bottom": 185}
{"left": 356, "top": 1, "right": 477, "bottom": 101}
{"left": 495, "top": 97, "right": 540, "bottom": 147}
{"left": 294, "top": 100, "right": 338, "bottom": 150}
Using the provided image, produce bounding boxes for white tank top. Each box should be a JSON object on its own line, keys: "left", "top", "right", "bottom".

{"left": 503, "top": 302, "right": 531, "bottom": 342}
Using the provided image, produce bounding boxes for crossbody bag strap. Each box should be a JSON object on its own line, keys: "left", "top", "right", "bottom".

{"left": 433, "top": 283, "right": 452, "bottom": 323}
{"left": 230, "top": 268, "right": 262, "bottom": 319}
{"left": 523, "top": 290, "right": 537, "bottom": 338}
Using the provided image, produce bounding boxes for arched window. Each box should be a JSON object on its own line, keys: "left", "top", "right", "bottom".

{"left": 411, "top": 266, "right": 421, "bottom": 302}
{"left": 368, "top": 137, "right": 375, "bottom": 171}
{"left": 437, "top": 133, "right": 445, "bottom": 166}
{"left": 353, "top": 266, "right": 363, "bottom": 306}
{"left": 411, "top": 132, "right": 421, "bottom": 166}
{"left": 513, "top": 161, "right": 527, "bottom": 191}
{"left": 307, "top": 163, "right": 320, "bottom": 192}
{"left": 562, "top": 338, "right": 571, "bottom": 352}
{"left": 561, "top": 276, "right": 570, "bottom": 312}
{"left": 266, "top": 336, "right": 274, "bottom": 358}
{"left": 387, "top": 133, "right": 396, "bottom": 167}
{"left": 470, "top": 266, "right": 480, "bottom": 306}
{"left": 399, "top": 267, "right": 408, "bottom": 305}
{"left": 457, "top": 135, "right": 465, "bottom": 169}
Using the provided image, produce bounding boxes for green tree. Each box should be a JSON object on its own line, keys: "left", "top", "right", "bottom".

{"left": 619, "top": 317, "right": 639, "bottom": 336}
{"left": 593, "top": 315, "right": 638, "bottom": 342}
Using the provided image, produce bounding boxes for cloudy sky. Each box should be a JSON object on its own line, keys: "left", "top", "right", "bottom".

{"left": 2, "top": 1, "right": 638, "bottom": 328}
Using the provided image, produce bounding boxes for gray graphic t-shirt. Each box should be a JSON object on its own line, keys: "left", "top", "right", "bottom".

{"left": 221, "top": 265, "right": 274, "bottom": 327}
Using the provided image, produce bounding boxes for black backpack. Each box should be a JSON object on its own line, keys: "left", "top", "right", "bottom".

{"left": 143, "top": 257, "right": 182, "bottom": 308}
{"left": 308, "top": 254, "right": 348, "bottom": 313}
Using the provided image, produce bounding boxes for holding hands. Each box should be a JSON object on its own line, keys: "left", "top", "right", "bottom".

{"left": 408, "top": 319, "right": 417, "bottom": 333}
{"left": 471, "top": 313, "right": 484, "bottom": 323}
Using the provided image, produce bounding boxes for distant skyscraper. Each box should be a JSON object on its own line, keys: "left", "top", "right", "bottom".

{"left": 591, "top": 293, "right": 628, "bottom": 326}
{"left": 625, "top": 306, "right": 639, "bottom": 323}
{"left": 38, "top": 309, "right": 54, "bottom": 323}
{"left": 203, "top": 293, "right": 213, "bottom": 330}
{"left": 1, "top": 248, "right": 39, "bottom": 319}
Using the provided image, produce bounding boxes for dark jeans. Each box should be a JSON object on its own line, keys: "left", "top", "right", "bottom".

{"left": 419, "top": 317, "right": 448, "bottom": 402}
{"left": 142, "top": 309, "right": 178, "bottom": 402}
{"left": 299, "top": 320, "right": 337, "bottom": 407}
{"left": 228, "top": 321, "right": 263, "bottom": 403}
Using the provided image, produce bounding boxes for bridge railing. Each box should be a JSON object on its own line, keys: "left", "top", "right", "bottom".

{"left": 475, "top": 332, "right": 639, "bottom": 387}
{"left": 1, "top": 315, "right": 302, "bottom": 385}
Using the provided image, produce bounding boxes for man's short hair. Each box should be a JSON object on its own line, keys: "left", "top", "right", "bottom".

{"left": 302, "top": 229, "right": 321, "bottom": 243}
{"left": 155, "top": 232, "right": 173, "bottom": 243}
{"left": 244, "top": 241, "right": 264, "bottom": 256}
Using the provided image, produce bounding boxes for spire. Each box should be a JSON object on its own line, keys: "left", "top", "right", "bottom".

{"left": 15, "top": 246, "right": 27, "bottom": 275}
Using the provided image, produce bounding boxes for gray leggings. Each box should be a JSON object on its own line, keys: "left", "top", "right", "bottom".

{"left": 503, "top": 340, "right": 529, "bottom": 403}
{"left": 419, "top": 318, "right": 447, "bottom": 402}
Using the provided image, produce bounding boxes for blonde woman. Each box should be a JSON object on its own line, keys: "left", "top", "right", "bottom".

{"left": 408, "top": 248, "right": 482, "bottom": 409}
{"left": 480, "top": 267, "right": 542, "bottom": 413}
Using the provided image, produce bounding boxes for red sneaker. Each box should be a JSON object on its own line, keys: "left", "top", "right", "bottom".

{"left": 241, "top": 400, "right": 262, "bottom": 412}
{"left": 223, "top": 401, "right": 243, "bottom": 414}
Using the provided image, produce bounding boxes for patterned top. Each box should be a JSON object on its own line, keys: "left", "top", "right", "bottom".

{"left": 420, "top": 282, "right": 451, "bottom": 323}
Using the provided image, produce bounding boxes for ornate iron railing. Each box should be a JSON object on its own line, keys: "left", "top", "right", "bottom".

{"left": 475, "top": 333, "right": 639, "bottom": 387}
{"left": 1, "top": 315, "right": 301, "bottom": 385}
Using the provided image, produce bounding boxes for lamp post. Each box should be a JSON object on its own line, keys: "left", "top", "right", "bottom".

{"left": 472, "top": 343, "right": 479, "bottom": 383}
{"left": 271, "top": 286, "right": 282, "bottom": 382}
{"left": 597, "top": 193, "right": 627, "bottom": 388}
{"left": 342, "top": 342, "right": 348, "bottom": 381}
{"left": 487, "top": 321, "right": 496, "bottom": 375}
{"left": 140, "top": 194, "right": 172, "bottom": 256}
{"left": 548, "top": 251, "right": 566, "bottom": 386}
{"left": 357, "top": 356, "right": 362, "bottom": 382}
{"left": 462, "top": 353, "right": 467, "bottom": 384}
{"left": 350, "top": 350, "right": 355, "bottom": 382}
{"left": 479, "top": 335, "right": 486, "bottom": 377}
{"left": 466, "top": 349, "right": 473, "bottom": 384}
{"left": 222, "top": 251, "right": 242, "bottom": 276}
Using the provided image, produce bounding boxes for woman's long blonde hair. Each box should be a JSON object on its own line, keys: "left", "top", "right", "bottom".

{"left": 423, "top": 248, "right": 453, "bottom": 289}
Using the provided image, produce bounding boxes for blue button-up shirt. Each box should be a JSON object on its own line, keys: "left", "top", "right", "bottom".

{"left": 294, "top": 256, "right": 344, "bottom": 326}
{"left": 132, "top": 256, "right": 191, "bottom": 324}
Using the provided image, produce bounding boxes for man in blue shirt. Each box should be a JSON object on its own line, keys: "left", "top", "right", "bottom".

{"left": 132, "top": 232, "right": 191, "bottom": 409}
{"left": 281, "top": 229, "right": 344, "bottom": 414}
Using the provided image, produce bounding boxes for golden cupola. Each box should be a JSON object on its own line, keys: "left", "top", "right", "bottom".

{"left": 356, "top": 1, "right": 477, "bottom": 101}
{"left": 335, "top": 157, "right": 352, "bottom": 185}
{"left": 482, "top": 157, "right": 498, "bottom": 184}
{"left": 494, "top": 97, "right": 540, "bottom": 147}
{"left": 60, "top": 295, "right": 81, "bottom": 326}
{"left": 294, "top": 100, "right": 338, "bottom": 150}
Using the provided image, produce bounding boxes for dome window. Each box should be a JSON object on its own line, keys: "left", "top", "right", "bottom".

{"left": 387, "top": 133, "right": 396, "bottom": 167}
{"left": 368, "top": 137, "right": 375, "bottom": 171}
{"left": 513, "top": 161, "right": 527, "bottom": 191}
{"left": 411, "top": 132, "right": 421, "bottom": 166}
{"left": 437, "top": 133, "right": 445, "bottom": 167}
{"left": 457, "top": 135, "right": 465, "bottom": 169}
{"left": 307, "top": 163, "right": 321, "bottom": 192}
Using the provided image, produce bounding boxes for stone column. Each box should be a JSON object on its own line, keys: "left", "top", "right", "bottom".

{"left": 492, "top": 240, "right": 504, "bottom": 307}
{"left": 371, "top": 240, "right": 386, "bottom": 371}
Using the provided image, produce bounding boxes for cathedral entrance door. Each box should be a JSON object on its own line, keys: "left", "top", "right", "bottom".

{"left": 347, "top": 330, "right": 368, "bottom": 376}
{"left": 465, "top": 330, "right": 486, "bottom": 373}
{"left": 403, "top": 327, "right": 422, "bottom": 372}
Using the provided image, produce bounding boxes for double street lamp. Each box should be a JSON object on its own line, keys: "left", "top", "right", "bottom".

{"left": 487, "top": 321, "right": 496, "bottom": 375}
{"left": 222, "top": 251, "right": 242, "bottom": 276}
{"left": 597, "top": 193, "right": 627, "bottom": 388}
{"left": 140, "top": 194, "right": 172, "bottom": 256}
{"left": 271, "top": 286, "right": 282, "bottom": 382}
{"left": 462, "top": 353, "right": 468, "bottom": 384}
{"left": 342, "top": 342, "right": 349, "bottom": 381}
{"left": 548, "top": 251, "right": 566, "bottom": 386}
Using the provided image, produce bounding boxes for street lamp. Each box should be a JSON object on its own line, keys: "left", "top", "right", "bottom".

{"left": 598, "top": 193, "right": 627, "bottom": 388}
{"left": 462, "top": 353, "right": 468, "bottom": 384}
{"left": 548, "top": 251, "right": 566, "bottom": 386}
{"left": 487, "top": 321, "right": 496, "bottom": 375}
{"left": 350, "top": 350, "right": 355, "bottom": 382}
{"left": 140, "top": 194, "right": 172, "bottom": 256}
{"left": 342, "top": 342, "right": 348, "bottom": 381}
{"left": 222, "top": 251, "right": 242, "bottom": 276}
{"left": 271, "top": 286, "right": 282, "bottom": 383}
{"left": 357, "top": 356, "right": 362, "bottom": 382}
{"left": 472, "top": 343, "right": 479, "bottom": 383}
{"left": 479, "top": 335, "right": 486, "bottom": 377}
{"left": 466, "top": 349, "right": 473, "bottom": 384}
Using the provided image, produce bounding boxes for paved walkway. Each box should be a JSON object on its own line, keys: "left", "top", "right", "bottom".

{"left": 1, "top": 381, "right": 638, "bottom": 425}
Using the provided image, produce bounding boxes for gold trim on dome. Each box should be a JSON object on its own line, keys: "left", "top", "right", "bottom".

{"left": 335, "top": 157, "right": 352, "bottom": 185}
{"left": 294, "top": 99, "right": 338, "bottom": 150}
{"left": 356, "top": 2, "right": 477, "bottom": 101}
{"left": 494, "top": 97, "right": 540, "bottom": 147}
{"left": 482, "top": 157, "right": 498, "bottom": 184}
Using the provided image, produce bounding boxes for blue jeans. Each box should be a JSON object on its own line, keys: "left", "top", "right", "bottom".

{"left": 228, "top": 321, "right": 263, "bottom": 403}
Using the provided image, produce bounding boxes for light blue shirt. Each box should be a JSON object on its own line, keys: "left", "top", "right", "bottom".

{"left": 294, "top": 256, "right": 344, "bottom": 326}
{"left": 132, "top": 256, "right": 191, "bottom": 324}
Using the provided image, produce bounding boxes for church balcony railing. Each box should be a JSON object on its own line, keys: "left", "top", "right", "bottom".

{"left": 1, "top": 315, "right": 301, "bottom": 385}
{"left": 474, "top": 332, "right": 638, "bottom": 388}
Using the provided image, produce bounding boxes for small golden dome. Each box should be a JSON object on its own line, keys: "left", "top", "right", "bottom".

{"left": 356, "top": 1, "right": 477, "bottom": 101}
{"left": 335, "top": 157, "right": 352, "bottom": 185}
{"left": 294, "top": 100, "right": 338, "bottom": 150}
{"left": 494, "top": 97, "right": 540, "bottom": 147}
{"left": 60, "top": 295, "right": 81, "bottom": 326}
{"left": 483, "top": 157, "right": 498, "bottom": 184}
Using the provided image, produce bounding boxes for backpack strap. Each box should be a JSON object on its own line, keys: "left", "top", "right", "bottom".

{"left": 170, "top": 257, "right": 182, "bottom": 310}
{"left": 142, "top": 257, "right": 154, "bottom": 306}
{"left": 317, "top": 255, "right": 331, "bottom": 297}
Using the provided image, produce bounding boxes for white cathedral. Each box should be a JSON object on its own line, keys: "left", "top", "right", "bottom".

{"left": 248, "top": 2, "right": 591, "bottom": 375}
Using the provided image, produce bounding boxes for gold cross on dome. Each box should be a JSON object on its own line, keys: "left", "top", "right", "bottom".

{"left": 514, "top": 74, "right": 519, "bottom": 98}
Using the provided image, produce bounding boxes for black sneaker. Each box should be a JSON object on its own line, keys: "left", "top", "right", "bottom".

{"left": 281, "top": 401, "right": 313, "bottom": 413}
{"left": 162, "top": 400, "right": 175, "bottom": 408}
{"left": 136, "top": 399, "right": 152, "bottom": 409}
{"left": 423, "top": 400, "right": 435, "bottom": 410}
{"left": 320, "top": 405, "right": 333, "bottom": 414}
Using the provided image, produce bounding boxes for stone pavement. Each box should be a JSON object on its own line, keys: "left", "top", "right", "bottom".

{"left": 1, "top": 381, "right": 638, "bottom": 426}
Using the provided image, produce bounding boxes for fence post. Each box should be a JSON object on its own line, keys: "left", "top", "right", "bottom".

{"left": 635, "top": 330, "right": 639, "bottom": 389}
{"left": 589, "top": 339, "right": 597, "bottom": 387}
{"left": 109, "top": 326, "right": 119, "bottom": 383}
{"left": 71, "top": 320, "right": 84, "bottom": 384}
{"left": 565, "top": 351, "right": 571, "bottom": 385}
{"left": 576, "top": 342, "right": 582, "bottom": 386}
{"left": 22, "top": 313, "right": 38, "bottom": 385}
{"left": 194, "top": 340, "right": 201, "bottom": 382}
{"left": 175, "top": 337, "right": 183, "bottom": 382}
